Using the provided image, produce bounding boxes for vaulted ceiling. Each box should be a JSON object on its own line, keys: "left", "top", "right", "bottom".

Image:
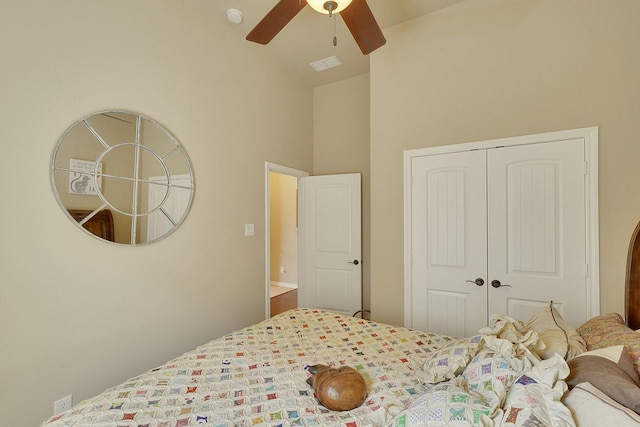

{"left": 210, "top": 0, "right": 465, "bottom": 87}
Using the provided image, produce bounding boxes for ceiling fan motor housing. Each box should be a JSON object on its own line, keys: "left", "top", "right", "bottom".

{"left": 324, "top": 1, "right": 338, "bottom": 13}
{"left": 306, "top": 0, "right": 352, "bottom": 16}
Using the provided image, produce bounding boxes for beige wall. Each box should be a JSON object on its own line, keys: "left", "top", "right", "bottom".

{"left": 313, "top": 74, "right": 371, "bottom": 313}
{"left": 5, "top": 0, "right": 639, "bottom": 424}
{"left": 0, "top": 1, "right": 312, "bottom": 426}
{"left": 370, "top": 0, "right": 640, "bottom": 325}
{"left": 269, "top": 172, "right": 298, "bottom": 285}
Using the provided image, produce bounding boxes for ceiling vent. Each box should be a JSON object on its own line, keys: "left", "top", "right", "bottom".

{"left": 309, "top": 56, "right": 342, "bottom": 72}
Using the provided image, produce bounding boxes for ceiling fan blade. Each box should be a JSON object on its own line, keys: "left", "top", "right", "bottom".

{"left": 340, "top": 0, "right": 386, "bottom": 55}
{"left": 246, "top": 0, "right": 307, "bottom": 45}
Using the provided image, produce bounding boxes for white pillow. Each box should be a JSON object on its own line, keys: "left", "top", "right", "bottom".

{"left": 563, "top": 382, "right": 640, "bottom": 426}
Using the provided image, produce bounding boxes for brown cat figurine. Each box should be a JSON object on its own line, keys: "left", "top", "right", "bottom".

{"left": 306, "top": 364, "right": 367, "bottom": 411}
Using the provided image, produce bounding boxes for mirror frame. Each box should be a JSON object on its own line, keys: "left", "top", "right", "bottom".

{"left": 50, "top": 110, "right": 194, "bottom": 245}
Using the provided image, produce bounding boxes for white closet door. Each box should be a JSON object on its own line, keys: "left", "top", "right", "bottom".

{"left": 411, "top": 150, "right": 488, "bottom": 337}
{"left": 487, "top": 139, "right": 587, "bottom": 327}
{"left": 408, "top": 137, "right": 591, "bottom": 337}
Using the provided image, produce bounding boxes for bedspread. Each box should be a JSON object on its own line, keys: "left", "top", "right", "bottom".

{"left": 41, "top": 309, "right": 452, "bottom": 427}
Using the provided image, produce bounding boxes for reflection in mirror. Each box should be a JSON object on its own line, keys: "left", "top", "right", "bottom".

{"left": 51, "top": 110, "right": 194, "bottom": 245}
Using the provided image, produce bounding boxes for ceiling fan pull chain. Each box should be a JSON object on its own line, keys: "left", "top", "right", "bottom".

{"left": 333, "top": 12, "right": 337, "bottom": 46}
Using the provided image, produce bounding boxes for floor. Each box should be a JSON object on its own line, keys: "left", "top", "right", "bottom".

{"left": 270, "top": 285, "right": 297, "bottom": 317}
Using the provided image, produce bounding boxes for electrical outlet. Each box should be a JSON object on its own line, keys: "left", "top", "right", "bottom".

{"left": 54, "top": 394, "right": 73, "bottom": 415}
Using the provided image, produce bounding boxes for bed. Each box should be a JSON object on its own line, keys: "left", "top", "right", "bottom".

{"left": 41, "top": 235, "right": 640, "bottom": 427}
{"left": 41, "top": 309, "right": 453, "bottom": 426}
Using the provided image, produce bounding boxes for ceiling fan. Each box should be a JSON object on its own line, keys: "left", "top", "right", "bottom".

{"left": 246, "top": 0, "right": 386, "bottom": 55}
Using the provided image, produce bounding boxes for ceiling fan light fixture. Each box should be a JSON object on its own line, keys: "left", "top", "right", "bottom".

{"left": 306, "top": 0, "right": 352, "bottom": 15}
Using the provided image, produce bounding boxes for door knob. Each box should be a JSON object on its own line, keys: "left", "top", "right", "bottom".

{"left": 465, "top": 278, "right": 484, "bottom": 286}
{"left": 491, "top": 280, "right": 512, "bottom": 288}
{"left": 348, "top": 260, "right": 359, "bottom": 265}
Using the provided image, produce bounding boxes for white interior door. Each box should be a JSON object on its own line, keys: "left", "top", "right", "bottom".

{"left": 487, "top": 139, "right": 588, "bottom": 327}
{"left": 410, "top": 151, "right": 488, "bottom": 337}
{"left": 147, "top": 174, "right": 191, "bottom": 241}
{"left": 298, "top": 173, "right": 362, "bottom": 316}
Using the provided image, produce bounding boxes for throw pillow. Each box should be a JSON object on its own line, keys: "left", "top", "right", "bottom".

{"left": 577, "top": 313, "right": 640, "bottom": 374}
{"left": 525, "top": 301, "right": 586, "bottom": 360}
{"left": 566, "top": 345, "right": 640, "bottom": 414}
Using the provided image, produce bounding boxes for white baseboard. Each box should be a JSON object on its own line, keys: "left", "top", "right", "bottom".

{"left": 270, "top": 281, "right": 298, "bottom": 289}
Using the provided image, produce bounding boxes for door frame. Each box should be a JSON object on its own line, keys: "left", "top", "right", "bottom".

{"left": 264, "top": 162, "right": 309, "bottom": 319}
{"left": 403, "top": 127, "right": 600, "bottom": 328}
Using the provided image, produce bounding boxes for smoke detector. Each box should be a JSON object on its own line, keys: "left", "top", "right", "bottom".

{"left": 226, "top": 9, "right": 243, "bottom": 24}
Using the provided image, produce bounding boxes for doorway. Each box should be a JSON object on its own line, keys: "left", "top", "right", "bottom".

{"left": 265, "top": 163, "right": 309, "bottom": 318}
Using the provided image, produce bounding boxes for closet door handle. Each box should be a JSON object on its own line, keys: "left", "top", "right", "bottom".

{"left": 491, "top": 280, "right": 512, "bottom": 288}
{"left": 348, "top": 260, "right": 359, "bottom": 265}
{"left": 465, "top": 278, "right": 484, "bottom": 286}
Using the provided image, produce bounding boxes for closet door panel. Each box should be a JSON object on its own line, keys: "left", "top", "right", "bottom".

{"left": 411, "top": 150, "right": 488, "bottom": 337}
{"left": 487, "top": 139, "right": 587, "bottom": 327}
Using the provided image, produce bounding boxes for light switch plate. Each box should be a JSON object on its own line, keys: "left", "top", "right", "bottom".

{"left": 244, "top": 224, "right": 254, "bottom": 237}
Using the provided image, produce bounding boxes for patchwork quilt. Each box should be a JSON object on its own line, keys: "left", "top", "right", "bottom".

{"left": 41, "top": 309, "right": 451, "bottom": 427}
{"left": 41, "top": 310, "right": 577, "bottom": 427}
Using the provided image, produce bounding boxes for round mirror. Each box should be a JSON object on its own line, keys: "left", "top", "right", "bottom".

{"left": 51, "top": 110, "right": 194, "bottom": 245}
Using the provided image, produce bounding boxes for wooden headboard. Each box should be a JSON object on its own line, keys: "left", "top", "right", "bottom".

{"left": 625, "top": 220, "right": 640, "bottom": 330}
{"left": 68, "top": 209, "right": 115, "bottom": 242}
